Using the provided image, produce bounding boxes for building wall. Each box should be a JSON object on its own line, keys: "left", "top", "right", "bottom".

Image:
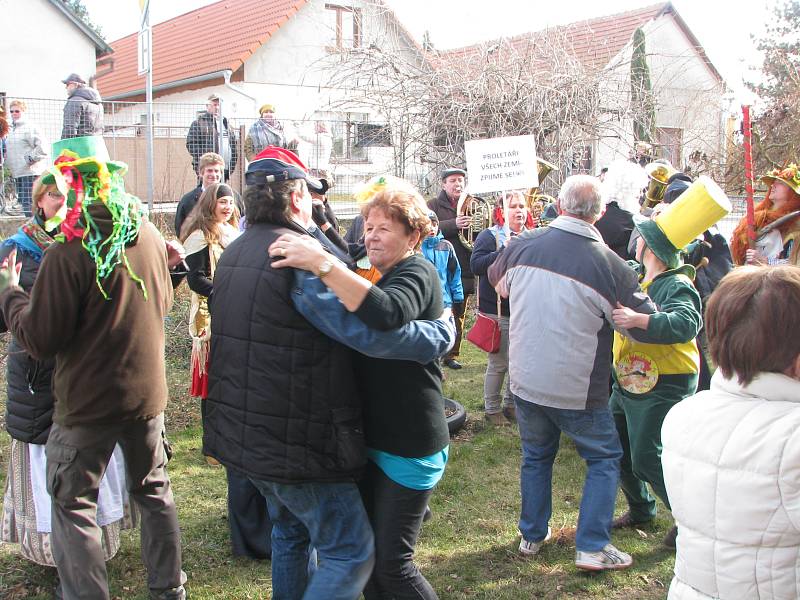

{"left": 107, "top": 0, "right": 423, "bottom": 185}
{"left": 594, "top": 13, "right": 725, "bottom": 174}
{"left": 0, "top": 0, "right": 99, "bottom": 101}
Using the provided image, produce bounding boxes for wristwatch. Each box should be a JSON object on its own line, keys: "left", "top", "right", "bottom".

{"left": 317, "top": 259, "right": 334, "bottom": 278}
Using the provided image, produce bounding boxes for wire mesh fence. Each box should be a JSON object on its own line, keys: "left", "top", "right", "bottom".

{"left": 0, "top": 95, "right": 757, "bottom": 243}
{"left": 0, "top": 96, "right": 414, "bottom": 218}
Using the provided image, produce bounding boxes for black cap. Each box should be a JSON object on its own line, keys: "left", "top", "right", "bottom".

{"left": 245, "top": 146, "right": 327, "bottom": 194}
{"left": 441, "top": 168, "right": 467, "bottom": 180}
{"left": 61, "top": 73, "right": 86, "bottom": 85}
{"left": 663, "top": 172, "right": 693, "bottom": 204}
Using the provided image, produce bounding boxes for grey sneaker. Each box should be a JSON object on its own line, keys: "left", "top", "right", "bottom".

{"left": 518, "top": 527, "right": 552, "bottom": 556}
{"left": 575, "top": 544, "right": 633, "bottom": 571}
{"left": 149, "top": 586, "right": 186, "bottom": 600}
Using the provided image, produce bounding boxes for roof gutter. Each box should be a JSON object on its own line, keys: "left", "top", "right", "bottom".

{"left": 103, "top": 69, "right": 233, "bottom": 101}
{"left": 223, "top": 70, "right": 259, "bottom": 114}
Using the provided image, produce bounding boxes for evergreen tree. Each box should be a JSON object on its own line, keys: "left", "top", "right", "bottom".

{"left": 630, "top": 27, "right": 655, "bottom": 144}
{"left": 61, "top": 0, "right": 105, "bottom": 40}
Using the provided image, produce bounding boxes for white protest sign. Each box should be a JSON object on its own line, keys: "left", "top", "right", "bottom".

{"left": 464, "top": 135, "right": 539, "bottom": 194}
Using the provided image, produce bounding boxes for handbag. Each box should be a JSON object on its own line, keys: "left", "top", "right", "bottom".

{"left": 466, "top": 233, "right": 503, "bottom": 354}
{"left": 466, "top": 311, "right": 501, "bottom": 353}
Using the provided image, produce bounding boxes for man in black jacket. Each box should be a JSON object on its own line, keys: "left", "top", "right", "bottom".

{"left": 61, "top": 73, "right": 104, "bottom": 139}
{"left": 428, "top": 167, "right": 471, "bottom": 369}
{"left": 185, "top": 94, "right": 238, "bottom": 181}
{"left": 204, "top": 147, "right": 374, "bottom": 599}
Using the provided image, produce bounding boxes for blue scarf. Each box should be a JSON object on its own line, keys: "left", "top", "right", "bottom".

{"left": 2, "top": 215, "right": 54, "bottom": 263}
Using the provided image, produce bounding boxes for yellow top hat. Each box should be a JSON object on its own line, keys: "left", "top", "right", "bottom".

{"left": 657, "top": 176, "right": 731, "bottom": 248}
{"left": 635, "top": 176, "right": 731, "bottom": 269}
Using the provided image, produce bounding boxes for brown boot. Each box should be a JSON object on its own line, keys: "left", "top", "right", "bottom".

{"left": 612, "top": 511, "right": 654, "bottom": 529}
{"left": 502, "top": 404, "right": 517, "bottom": 423}
{"left": 485, "top": 412, "right": 510, "bottom": 426}
{"left": 663, "top": 525, "right": 678, "bottom": 549}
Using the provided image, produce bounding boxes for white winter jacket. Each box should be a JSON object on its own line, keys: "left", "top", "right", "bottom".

{"left": 5, "top": 118, "right": 48, "bottom": 178}
{"left": 662, "top": 370, "right": 800, "bottom": 600}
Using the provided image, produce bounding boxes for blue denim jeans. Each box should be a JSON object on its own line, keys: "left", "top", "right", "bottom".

{"left": 14, "top": 175, "right": 35, "bottom": 217}
{"left": 248, "top": 478, "right": 374, "bottom": 600}
{"left": 515, "top": 395, "right": 622, "bottom": 552}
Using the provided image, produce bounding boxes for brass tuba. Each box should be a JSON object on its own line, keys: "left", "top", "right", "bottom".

{"left": 526, "top": 158, "right": 558, "bottom": 226}
{"left": 456, "top": 192, "right": 492, "bottom": 250}
{"left": 642, "top": 161, "right": 678, "bottom": 209}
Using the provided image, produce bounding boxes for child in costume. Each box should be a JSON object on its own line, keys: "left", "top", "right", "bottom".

{"left": 609, "top": 177, "right": 731, "bottom": 547}
{"left": 421, "top": 211, "right": 464, "bottom": 312}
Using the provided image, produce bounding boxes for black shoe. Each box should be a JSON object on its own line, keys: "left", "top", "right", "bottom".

{"left": 663, "top": 525, "right": 678, "bottom": 549}
{"left": 443, "top": 358, "right": 463, "bottom": 370}
{"left": 423, "top": 505, "right": 433, "bottom": 522}
{"left": 612, "top": 511, "right": 654, "bottom": 529}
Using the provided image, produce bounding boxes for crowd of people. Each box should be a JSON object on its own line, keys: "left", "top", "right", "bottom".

{"left": 0, "top": 72, "right": 799, "bottom": 600}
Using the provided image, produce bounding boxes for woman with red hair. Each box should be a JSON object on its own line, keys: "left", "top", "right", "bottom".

{"left": 730, "top": 163, "right": 800, "bottom": 266}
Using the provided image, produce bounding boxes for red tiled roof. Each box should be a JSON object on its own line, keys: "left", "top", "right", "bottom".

{"left": 433, "top": 2, "right": 721, "bottom": 82}
{"left": 97, "top": 0, "right": 307, "bottom": 99}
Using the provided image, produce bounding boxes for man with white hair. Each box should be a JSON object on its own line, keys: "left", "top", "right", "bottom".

{"left": 595, "top": 160, "right": 648, "bottom": 260}
{"left": 488, "top": 174, "right": 656, "bottom": 571}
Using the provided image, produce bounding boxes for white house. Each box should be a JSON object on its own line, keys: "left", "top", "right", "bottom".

{"left": 0, "top": 0, "right": 111, "bottom": 105}
{"left": 433, "top": 3, "right": 727, "bottom": 180}
{"left": 95, "top": 0, "right": 424, "bottom": 200}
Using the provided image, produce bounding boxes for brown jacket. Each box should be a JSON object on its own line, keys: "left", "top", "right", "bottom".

{"left": 0, "top": 205, "right": 173, "bottom": 426}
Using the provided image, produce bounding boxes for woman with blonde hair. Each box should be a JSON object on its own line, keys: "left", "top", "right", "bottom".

{"left": 0, "top": 177, "right": 134, "bottom": 568}
{"left": 5, "top": 99, "right": 48, "bottom": 216}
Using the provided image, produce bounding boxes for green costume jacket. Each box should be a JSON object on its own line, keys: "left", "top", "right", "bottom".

{"left": 612, "top": 264, "right": 702, "bottom": 403}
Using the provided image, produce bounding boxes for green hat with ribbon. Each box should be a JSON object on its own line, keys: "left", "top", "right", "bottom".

{"left": 42, "top": 136, "right": 147, "bottom": 300}
{"left": 41, "top": 136, "right": 127, "bottom": 185}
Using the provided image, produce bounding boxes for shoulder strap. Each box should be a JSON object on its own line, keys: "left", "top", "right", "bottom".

{"left": 495, "top": 234, "right": 502, "bottom": 317}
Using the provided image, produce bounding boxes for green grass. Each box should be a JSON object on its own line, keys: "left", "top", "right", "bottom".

{"left": 0, "top": 323, "right": 675, "bottom": 599}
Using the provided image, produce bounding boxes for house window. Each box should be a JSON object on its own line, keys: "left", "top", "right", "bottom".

{"left": 356, "top": 123, "right": 391, "bottom": 147}
{"left": 655, "top": 127, "right": 682, "bottom": 167}
{"left": 325, "top": 4, "right": 362, "bottom": 50}
{"left": 570, "top": 145, "right": 593, "bottom": 174}
{"left": 330, "top": 112, "right": 369, "bottom": 162}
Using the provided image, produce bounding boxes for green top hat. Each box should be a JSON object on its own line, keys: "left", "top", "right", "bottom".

{"left": 41, "top": 136, "right": 126, "bottom": 185}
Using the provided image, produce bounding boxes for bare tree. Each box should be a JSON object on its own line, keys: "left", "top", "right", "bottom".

{"left": 316, "top": 5, "right": 723, "bottom": 195}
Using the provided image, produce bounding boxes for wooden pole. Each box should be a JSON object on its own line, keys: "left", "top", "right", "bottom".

{"left": 742, "top": 105, "right": 756, "bottom": 247}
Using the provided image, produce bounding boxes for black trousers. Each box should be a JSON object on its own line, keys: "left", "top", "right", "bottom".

{"left": 359, "top": 461, "right": 438, "bottom": 600}
{"left": 226, "top": 468, "right": 272, "bottom": 560}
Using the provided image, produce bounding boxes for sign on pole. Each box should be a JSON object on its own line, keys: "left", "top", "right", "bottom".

{"left": 464, "top": 135, "right": 539, "bottom": 195}
{"left": 137, "top": 0, "right": 151, "bottom": 76}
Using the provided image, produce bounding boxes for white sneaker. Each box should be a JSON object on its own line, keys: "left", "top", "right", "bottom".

{"left": 518, "top": 527, "right": 552, "bottom": 556}
{"left": 575, "top": 543, "right": 633, "bottom": 571}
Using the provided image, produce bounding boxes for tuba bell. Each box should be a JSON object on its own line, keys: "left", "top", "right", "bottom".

{"left": 642, "top": 161, "right": 677, "bottom": 209}
{"left": 456, "top": 192, "right": 492, "bottom": 250}
{"left": 526, "top": 158, "right": 558, "bottom": 227}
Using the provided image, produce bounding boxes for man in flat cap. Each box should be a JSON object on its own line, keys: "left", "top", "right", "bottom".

{"left": 186, "top": 94, "right": 238, "bottom": 182}
{"left": 61, "top": 73, "right": 104, "bottom": 139}
{"left": 428, "top": 167, "right": 471, "bottom": 369}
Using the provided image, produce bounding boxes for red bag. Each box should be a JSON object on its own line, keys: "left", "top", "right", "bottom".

{"left": 466, "top": 312, "right": 501, "bottom": 353}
